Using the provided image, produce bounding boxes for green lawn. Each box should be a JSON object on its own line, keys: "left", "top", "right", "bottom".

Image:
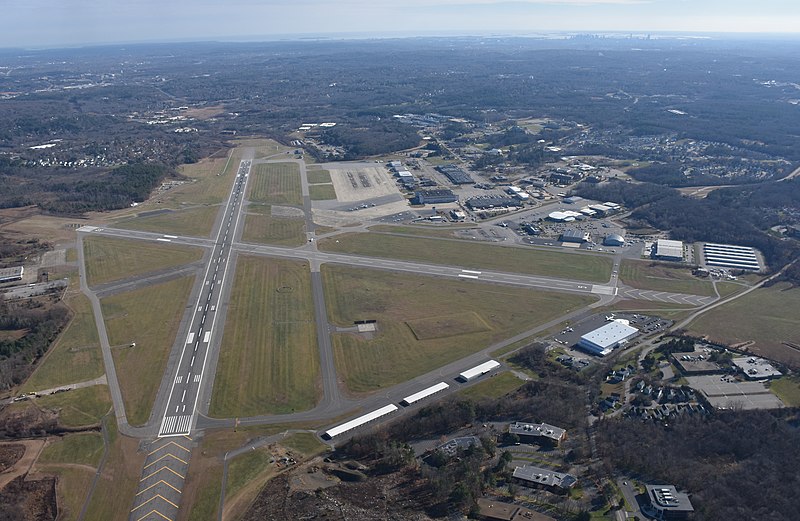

{"left": 689, "top": 283, "right": 800, "bottom": 367}
{"left": 22, "top": 292, "right": 104, "bottom": 392}
{"left": 39, "top": 432, "right": 105, "bottom": 467}
{"left": 114, "top": 205, "right": 220, "bottom": 238}
{"left": 307, "top": 169, "right": 332, "bottom": 184}
{"left": 619, "top": 260, "right": 715, "bottom": 296}
{"left": 103, "top": 276, "right": 195, "bottom": 426}
{"left": 242, "top": 212, "right": 307, "bottom": 246}
{"left": 83, "top": 420, "right": 146, "bottom": 521}
{"left": 34, "top": 385, "right": 112, "bottom": 428}
{"left": 318, "top": 233, "right": 613, "bottom": 283}
{"left": 459, "top": 372, "right": 526, "bottom": 400}
{"left": 309, "top": 184, "right": 337, "bottom": 200}
{"left": 249, "top": 162, "right": 303, "bottom": 206}
{"left": 281, "top": 432, "right": 328, "bottom": 457}
{"left": 324, "top": 265, "right": 595, "bottom": 393}
{"left": 224, "top": 447, "right": 274, "bottom": 498}
{"left": 209, "top": 256, "right": 319, "bottom": 417}
{"left": 768, "top": 377, "right": 800, "bottom": 407}
{"left": 369, "top": 224, "right": 480, "bottom": 238}
{"left": 83, "top": 236, "right": 203, "bottom": 286}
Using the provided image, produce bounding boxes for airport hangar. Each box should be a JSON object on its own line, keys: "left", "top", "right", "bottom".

{"left": 578, "top": 320, "right": 639, "bottom": 357}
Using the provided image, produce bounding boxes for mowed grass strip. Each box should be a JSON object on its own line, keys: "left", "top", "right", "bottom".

{"left": 171, "top": 149, "right": 244, "bottom": 205}
{"left": 688, "top": 283, "right": 800, "bottom": 367}
{"left": 103, "top": 276, "right": 195, "bottom": 426}
{"left": 620, "top": 260, "right": 715, "bottom": 296}
{"left": 306, "top": 169, "right": 332, "bottom": 184}
{"left": 210, "top": 256, "right": 319, "bottom": 417}
{"left": 249, "top": 162, "right": 303, "bottom": 206}
{"left": 34, "top": 385, "right": 112, "bottom": 428}
{"left": 114, "top": 205, "right": 220, "bottom": 238}
{"left": 318, "top": 233, "right": 612, "bottom": 283}
{"left": 369, "top": 224, "right": 479, "bottom": 239}
{"left": 309, "top": 184, "right": 337, "bottom": 201}
{"left": 323, "top": 265, "right": 595, "bottom": 393}
{"left": 406, "top": 312, "right": 491, "bottom": 340}
{"left": 83, "top": 236, "right": 203, "bottom": 286}
{"left": 83, "top": 420, "right": 146, "bottom": 521}
{"left": 22, "top": 292, "right": 104, "bottom": 392}
{"left": 242, "top": 213, "right": 306, "bottom": 247}
{"left": 39, "top": 432, "right": 105, "bottom": 467}
{"left": 459, "top": 372, "right": 526, "bottom": 400}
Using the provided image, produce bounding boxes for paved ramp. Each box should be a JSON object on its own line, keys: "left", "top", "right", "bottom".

{"left": 619, "top": 288, "right": 715, "bottom": 306}
{"left": 129, "top": 437, "right": 193, "bottom": 521}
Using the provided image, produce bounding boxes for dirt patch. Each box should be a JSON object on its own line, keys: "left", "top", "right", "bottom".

{"left": 271, "top": 205, "right": 305, "bottom": 218}
{"left": 0, "top": 405, "right": 58, "bottom": 438}
{"left": 0, "top": 440, "right": 46, "bottom": 491}
{"left": 241, "top": 468, "right": 435, "bottom": 521}
{"left": 0, "top": 475, "right": 57, "bottom": 521}
{"left": 288, "top": 465, "right": 339, "bottom": 493}
{"left": 0, "top": 443, "right": 25, "bottom": 473}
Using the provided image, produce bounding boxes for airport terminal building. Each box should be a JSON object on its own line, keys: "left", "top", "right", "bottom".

{"left": 578, "top": 320, "right": 639, "bottom": 356}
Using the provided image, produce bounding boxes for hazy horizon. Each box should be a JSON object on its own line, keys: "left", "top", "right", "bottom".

{"left": 3, "top": 0, "right": 800, "bottom": 50}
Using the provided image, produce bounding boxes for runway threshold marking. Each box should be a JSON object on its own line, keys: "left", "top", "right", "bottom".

{"left": 458, "top": 274, "right": 479, "bottom": 279}
{"left": 140, "top": 465, "right": 185, "bottom": 482}
{"left": 144, "top": 452, "right": 188, "bottom": 469}
{"left": 130, "top": 494, "right": 179, "bottom": 512}
{"left": 136, "top": 510, "right": 172, "bottom": 521}
{"left": 135, "top": 479, "right": 182, "bottom": 496}
{"left": 461, "top": 270, "right": 482, "bottom": 275}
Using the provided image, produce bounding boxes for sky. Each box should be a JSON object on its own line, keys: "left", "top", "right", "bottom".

{"left": 3, "top": 0, "right": 800, "bottom": 48}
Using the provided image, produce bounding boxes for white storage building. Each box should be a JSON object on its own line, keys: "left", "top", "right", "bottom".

{"left": 458, "top": 360, "right": 501, "bottom": 382}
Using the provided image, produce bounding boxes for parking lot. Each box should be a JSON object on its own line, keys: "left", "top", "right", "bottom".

{"left": 686, "top": 375, "right": 785, "bottom": 410}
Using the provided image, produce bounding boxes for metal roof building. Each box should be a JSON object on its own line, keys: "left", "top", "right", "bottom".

{"left": 655, "top": 239, "right": 684, "bottom": 261}
{"left": 645, "top": 485, "right": 694, "bottom": 520}
{"left": 603, "top": 234, "right": 625, "bottom": 247}
{"left": 513, "top": 465, "right": 577, "bottom": 491}
{"left": 509, "top": 421, "right": 566, "bottom": 444}
{"left": 703, "top": 243, "right": 761, "bottom": 271}
{"left": 0, "top": 266, "right": 24, "bottom": 283}
{"left": 322, "top": 404, "right": 398, "bottom": 439}
{"left": 401, "top": 382, "right": 450, "bottom": 406}
{"left": 578, "top": 320, "right": 639, "bottom": 356}
{"left": 560, "top": 229, "right": 590, "bottom": 243}
{"left": 458, "top": 360, "right": 501, "bottom": 381}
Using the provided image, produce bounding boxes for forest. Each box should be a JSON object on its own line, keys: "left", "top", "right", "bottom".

{"left": 596, "top": 410, "right": 800, "bottom": 521}
{"left": 0, "top": 296, "right": 70, "bottom": 390}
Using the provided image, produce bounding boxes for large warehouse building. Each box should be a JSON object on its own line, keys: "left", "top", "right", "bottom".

{"left": 654, "top": 239, "right": 684, "bottom": 261}
{"left": 578, "top": 320, "right": 639, "bottom": 356}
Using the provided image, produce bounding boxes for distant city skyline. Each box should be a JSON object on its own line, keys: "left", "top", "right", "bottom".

{"left": 3, "top": 0, "right": 800, "bottom": 49}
